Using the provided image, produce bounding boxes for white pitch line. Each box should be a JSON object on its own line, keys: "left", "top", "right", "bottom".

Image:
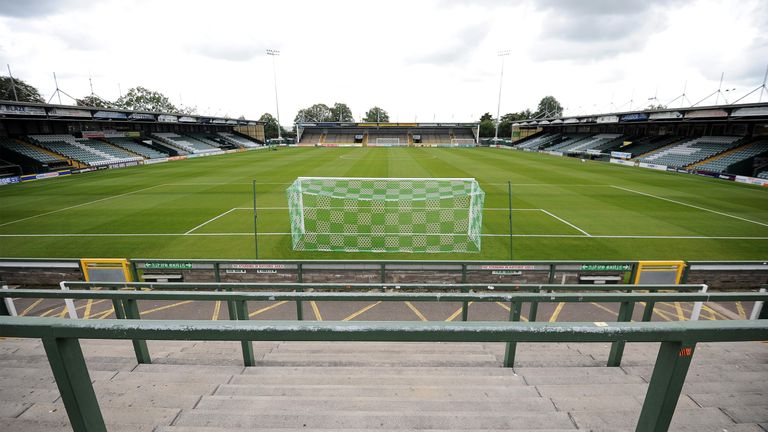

{"left": 0, "top": 233, "right": 766, "bottom": 240}
{"left": 234, "top": 207, "right": 542, "bottom": 211}
{"left": 539, "top": 209, "right": 591, "bottom": 236}
{"left": 185, "top": 208, "right": 239, "bottom": 234}
{"left": 0, "top": 184, "right": 165, "bottom": 228}
{"left": 612, "top": 185, "right": 768, "bottom": 228}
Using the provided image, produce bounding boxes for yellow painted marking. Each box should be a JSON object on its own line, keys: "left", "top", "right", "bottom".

{"left": 55, "top": 299, "right": 108, "bottom": 318}
{"left": 19, "top": 299, "right": 44, "bottom": 316}
{"left": 310, "top": 301, "right": 323, "bottom": 321}
{"left": 494, "top": 302, "right": 529, "bottom": 321}
{"left": 590, "top": 302, "right": 618, "bottom": 317}
{"left": 83, "top": 299, "right": 94, "bottom": 319}
{"left": 549, "top": 302, "right": 565, "bottom": 322}
{"left": 211, "top": 301, "right": 222, "bottom": 321}
{"left": 736, "top": 302, "right": 747, "bottom": 319}
{"left": 701, "top": 304, "right": 731, "bottom": 321}
{"left": 445, "top": 301, "right": 473, "bottom": 322}
{"left": 94, "top": 308, "right": 114, "bottom": 319}
{"left": 249, "top": 300, "right": 289, "bottom": 318}
{"left": 594, "top": 322, "right": 608, "bottom": 327}
{"left": 343, "top": 301, "right": 381, "bottom": 321}
{"left": 674, "top": 302, "right": 686, "bottom": 321}
{"left": 404, "top": 301, "right": 428, "bottom": 321}
{"left": 141, "top": 300, "right": 194, "bottom": 316}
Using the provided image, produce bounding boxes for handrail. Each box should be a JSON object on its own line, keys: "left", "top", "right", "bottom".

{"left": 61, "top": 281, "right": 707, "bottom": 291}
{"left": 5, "top": 288, "right": 767, "bottom": 303}
{"left": 3, "top": 287, "right": 765, "bottom": 370}
{"left": 1, "top": 316, "right": 766, "bottom": 432}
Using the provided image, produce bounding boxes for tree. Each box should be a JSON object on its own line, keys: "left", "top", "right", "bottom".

{"left": 177, "top": 105, "right": 199, "bottom": 115}
{"left": 0, "top": 76, "right": 44, "bottom": 103}
{"left": 478, "top": 112, "right": 495, "bottom": 137}
{"left": 294, "top": 103, "right": 332, "bottom": 123}
{"left": 329, "top": 102, "right": 354, "bottom": 122}
{"left": 259, "top": 112, "right": 287, "bottom": 139}
{"left": 363, "top": 106, "right": 389, "bottom": 122}
{"left": 533, "top": 96, "right": 563, "bottom": 118}
{"left": 113, "top": 86, "right": 179, "bottom": 113}
{"left": 76, "top": 94, "right": 111, "bottom": 108}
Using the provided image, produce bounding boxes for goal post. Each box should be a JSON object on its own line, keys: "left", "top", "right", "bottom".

{"left": 286, "top": 177, "right": 485, "bottom": 253}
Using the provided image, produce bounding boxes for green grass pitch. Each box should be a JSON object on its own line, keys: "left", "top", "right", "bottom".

{"left": 1, "top": 147, "right": 766, "bottom": 260}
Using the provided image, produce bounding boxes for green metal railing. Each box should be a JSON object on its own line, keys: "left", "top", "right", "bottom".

{"left": 0, "top": 316, "right": 766, "bottom": 432}
{"left": 4, "top": 287, "right": 766, "bottom": 368}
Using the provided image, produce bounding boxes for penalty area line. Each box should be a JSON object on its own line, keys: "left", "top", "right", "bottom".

{"left": 539, "top": 209, "right": 591, "bottom": 237}
{"left": 185, "top": 208, "right": 239, "bottom": 234}
{"left": 1, "top": 233, "right": 767, "bottom": 240}
{"left": 611, "top": 185, "right": 768, "bottom": 228}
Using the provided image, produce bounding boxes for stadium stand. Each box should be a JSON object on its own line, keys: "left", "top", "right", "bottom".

{"left": 757, "top": 170, "right": 768, "bottom": 179}
{"left": 545, "top": 134, "right": 592, "bottom": 152}
{"left": 185, "top": 132, "right": 227, "bottom": 149}
{"left": 622, "top": 136, "right": 683, "bottom": 158}
{"left": 217, "top": 132, "right": 261, "bottom": 148}
{"left": 0, "top": 137, "right": 66, "bottom": 166}
{"left": 557, "top": 134, "right": 623, "bottom": 153}
{"left": 694, "top": 139, "right": 768, "bottom": 173}
{"left": 28, "top": 135, "right": 142, "bottom": 166}
{"left": 638, "top": 136, "right": 742, "bottom": 168}
{"left": 324, "top": 131, "right": 361, "bottom": 143}
{"left": 82, "top": 139, "right": 143, "bottom": 160}
{"left": 514, "top": 133, "right": 561, "bottom": 150}
{"left": 107, "top": 137, "right": 169, "bottom": 159}
{"left": 152, "top": 132, "right": 219, "bottom": 154}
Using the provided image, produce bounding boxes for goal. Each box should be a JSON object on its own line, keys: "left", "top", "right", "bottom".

{"left": 450, "top": 138, "right": 476, "bottom": 147}
{"left": 286, "top": 177, "right": 485, "bottom": 253}
{"left": 376, "top": 137, "right": 401, "bottom": 145}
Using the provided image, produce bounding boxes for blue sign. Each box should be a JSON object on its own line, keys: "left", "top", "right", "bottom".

{"left": 620, "top": 113, "right": 649, "bottom": 122}
{"left": 0, "top": 176, "right": 20, "bottom": 185}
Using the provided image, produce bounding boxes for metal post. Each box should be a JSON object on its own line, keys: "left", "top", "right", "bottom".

{"left": 1, "top": 283, "right": 17, "bottom": 316}
{"left": 253, "top": 180, "right": 259, "bottom": 259}
{"left": 122, "top": 299, "right": 151, "bottom": 364}
{"left": 503, "top": 301, "right": 522, "bottom": 367}
{"left": 507, "top": 180, "right": 513, "bottom": 261}
{"left": 43, "top": 337, "right": 107, "bottom": 432}
{"left": 749, "top": 287, "right": 766, "bottom": 320}
{"left": 636, "top": 341, "right": 696, "bottom": 432}
{"left": 235, "top": 300, "right": 255, "bottom": 366}
{"left": 266, "top": 49, "right": 282, "bottom": 141}
{"left": 690, "top": 284, "right": 708, "bottom": 321}
{"left": 296, "top": 286, "right": 304, "bottom": 321}
{"left": 494, "top": 50, "right": 510, "bottom": 142}
{"left": 7, "top": 64, "right": 18, "bottom": 102}
{"left": 607, "top": 300, "right": 635, "bottom": 366}
{"left": 461, "top": 266, "right": 469, "bottom": 322}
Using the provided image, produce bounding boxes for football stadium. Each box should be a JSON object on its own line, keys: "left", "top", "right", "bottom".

{"left": 0, "top": 1, "right": 767, "bottom": 432}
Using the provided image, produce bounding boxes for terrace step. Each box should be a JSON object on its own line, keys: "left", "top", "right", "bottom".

{"left": 228, "top": 373, "right": 525, "bottom": 386}
{"left": 215, "top": 383, "right": 540, "bottom": 398}
{"left": 172, "top": 410, "right": 577, "bottom": 430}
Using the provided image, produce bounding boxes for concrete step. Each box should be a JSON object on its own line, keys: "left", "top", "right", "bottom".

{"left": 159, "top": 428, "right": 577, "bottom": 432}
{"left": 536, "top": 383, "right": 648, "bottom": 397}
{"left": 196, "top": 394, "right": 556, "bottom": 413}
{"left": 19, "top": 403, "right": 180, "bottom": 426}
{"left": 133, "top": 363, "right": 245, "bottom": 375}
{"left": 215, "top": 383, "right": 540, "bottom": 398}
{"left": 255, "top": 353, "right": 501, "bottom": 367}
{"left": 173, "top": 410, "right": 577, "bottom": 430}
{"left": 110, "top": 371, "right": 234, "bottom": 384}
{"left": 2, "top": 418, "right": 156, "bottom": 432}
{"left": 0, "top": 401, "right": 32, "bottom": 417}
{"left": 722, "top": 406, "right": 768, "bottom": 424}
{"left": 0, "top": 387, "right": 61, "bottom": 404}
{"left": 92, "top": 381, "right": 219, "bottom": 396}
{"left": 550, "top": 395, "right": 699, "bottom": 412}
{"left": 688, "top": 392, "right": 768, "bottom": 408}
{"left": 240, "top": 365, "right": 519, "bottom": 376}
{"left": 568, "top": 407, "right": 747, "bottom": 431}
{"left": 229, "top": 373, "right": 524, "bottom": 386}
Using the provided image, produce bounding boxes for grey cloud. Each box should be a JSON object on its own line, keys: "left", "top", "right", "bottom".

{"left": 192, "top": 43, "right": 270, "bottom": 62}
{"left": 0, "top": 0, "right": 80, "bottom": 18}
{"left": 530, "top": 0, "right": 691, "bottom": 62}
{"left": 408, "top": 21, "right": 491, "bottom": 66}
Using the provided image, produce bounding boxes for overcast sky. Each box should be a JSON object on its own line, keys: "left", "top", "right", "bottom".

{"left": 0, "top": 0, "right": 766, "bottom": 124}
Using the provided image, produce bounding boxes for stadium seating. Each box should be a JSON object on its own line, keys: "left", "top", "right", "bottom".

{"left": 152, "top": 133, "right": 219, "bottom": 154}
{"left": 545, "top": 135, "right": 592, "bottom": 152}
{"left": 185, "top": 133, "right": 226, "bottom": 148}
{"left": 217, "top": 132, "right": 261, "bottom": 148}
{"left": 81, "top": 139, "right": 143, "bottom": 160}
{"left": 107, "top": 137, "right": 169, "bottom": 159}
{"left": 757, "top": 170, "right": 768, "bottom": 179}
{"left": 28, "top": 135, "right": 142, "bottom": 166}
{"left": 0, "top": 137, "right": 64, "bottom": 165}
{"left": 695, "top": 139, "right": 768, "bottom": 173}
{"left": 556, "top": 134, "right": 623, "bottom": 153}
{"left": 638, "top": 136, "right": 742, "bottom": 168}
{"left": 324, "top": 131, "right": 360, "bottom": 143}
{"left": 514, "top": 133, "right": 561, "bottom": 150}
{"left": 623, "top": 136, "right": 682, "bottom": 158}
